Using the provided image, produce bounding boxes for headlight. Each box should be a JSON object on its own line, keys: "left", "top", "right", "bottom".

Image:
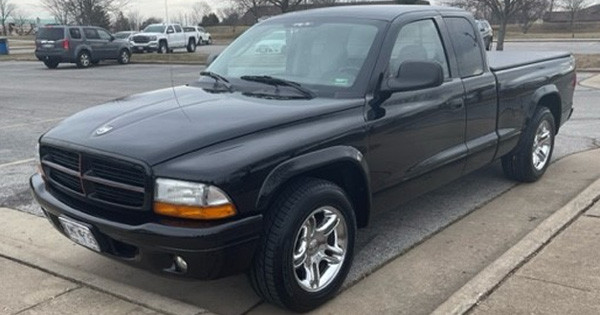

{"left": 149, "top": 36, "right": 157, "bottom": 41}
{"left": 154, "top": 178, "right": 236, "bottom": 220}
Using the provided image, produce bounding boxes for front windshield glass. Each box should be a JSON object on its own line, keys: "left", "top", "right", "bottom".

{"left": 144, "top": 25, "right": 165, "bottom": 33}
{"left": 208, "top": 18, "right": 384, "bottom": 93}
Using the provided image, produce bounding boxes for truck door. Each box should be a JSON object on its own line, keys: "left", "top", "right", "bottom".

{"left": 174, "top": 25, "right": 185, "bottom": 48}
{"left": 367, "top": 16, "right": 467, "bottom": 207}
{"left": 166, "top": 25, "right": 177, "bottom": 49}
{"left": 444, "top": 17, "right": 498, "bottom": 174}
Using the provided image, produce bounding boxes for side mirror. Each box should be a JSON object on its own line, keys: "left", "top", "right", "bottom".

{"left": 206, "top": 53, "right": 219, "bottom": 66}
{"left": 386, "top": 61, "right": 444, "bottom": 92}
{"left": 110, "top": 35, "right": 115, "bottom": 41}
{"left": 167, "top": 29, "right": 174, "bottom": 34}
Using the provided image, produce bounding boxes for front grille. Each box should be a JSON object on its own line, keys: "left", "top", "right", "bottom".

{"left": 132, "top": 35, "right": 149, "bottom": 43}
{"left": 41, "top": 145, "right": 150, "bottom": 212}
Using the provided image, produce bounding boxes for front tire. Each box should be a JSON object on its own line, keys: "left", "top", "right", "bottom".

{"left": 249, "top": 178, "right": 356, "bottom": 312}
{"left": 502, "top": 107, "right": 556, "bottom": 182}
{"left": 76, "top": 51, "right": 91, "bottom": 68}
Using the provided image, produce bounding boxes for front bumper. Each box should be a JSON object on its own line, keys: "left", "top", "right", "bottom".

{"left": 131, "top": 42, "right": 159, "bottom": 52}
{"left": 30, "top": 173, "right": 262, "bottom": 280}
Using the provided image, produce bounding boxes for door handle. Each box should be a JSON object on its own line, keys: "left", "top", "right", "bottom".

{"left": 441, "top": 99, "right": 464, "bottom": 111}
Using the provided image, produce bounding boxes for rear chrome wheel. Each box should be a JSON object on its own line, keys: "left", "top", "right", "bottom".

{"left": 502, "top": 106, "right": 555, "bottom": 182}
{"left": 76, "top": 51, "right": 91, "bottom": 68}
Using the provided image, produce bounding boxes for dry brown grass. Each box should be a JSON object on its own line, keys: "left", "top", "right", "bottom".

{"left": 575, "top": 54, "right": 600, "bottom": 69}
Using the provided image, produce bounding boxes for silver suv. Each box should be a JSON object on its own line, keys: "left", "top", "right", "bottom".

{"left": 35, "top": 26, "right": 132, "bottom": 69}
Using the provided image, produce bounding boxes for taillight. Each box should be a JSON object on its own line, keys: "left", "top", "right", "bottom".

{"left": 63, "top": 39, "right": 69, "bottom": 50}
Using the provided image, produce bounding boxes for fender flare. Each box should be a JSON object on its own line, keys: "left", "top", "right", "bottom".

{"left": 256, "top": 146, "right": 371, "bottom": 225}
{"left": 525, "top": 84, "right": 562, "bottom": 128}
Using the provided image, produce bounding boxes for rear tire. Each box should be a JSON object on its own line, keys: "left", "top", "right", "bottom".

{"left": 187, "top": 39, "right": 196, "bottom": 52}
{"left": 43, "top": 60, "right": 59, "bottom": 69}
{"left": 248, "top": 178, "right": 356, "bottom": 312}
{"left": 502, "top": 107, "right": 556, "bottom": 182}
{"left": 76, "top": 51, "right": 91, "bottom": 68}
{"left": 118, "top": 49, "right": 131, "bottom": 64}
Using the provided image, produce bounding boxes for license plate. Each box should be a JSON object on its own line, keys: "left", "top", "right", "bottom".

{"left": 42, "top": 44, "right": 53, "bottom": 48}
{"left": 59, "top": 216, "right": 101, "bottom": 252}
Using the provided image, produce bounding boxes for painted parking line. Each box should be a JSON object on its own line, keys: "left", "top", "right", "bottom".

{"left": 0, "top": 158, "right": 35, "bottom": 168}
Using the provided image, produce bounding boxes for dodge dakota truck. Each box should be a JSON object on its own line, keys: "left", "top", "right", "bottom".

{"left": 31, "top": 5, "right": 576, "bottom": 312}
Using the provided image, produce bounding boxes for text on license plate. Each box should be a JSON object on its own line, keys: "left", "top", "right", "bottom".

{"left": 58, "top": 217, "right": 100, "bottom": 252}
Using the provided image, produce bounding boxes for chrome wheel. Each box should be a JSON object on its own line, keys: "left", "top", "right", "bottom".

{"left": 293, "top": 206, "right": 347, "bottom": 292}
{"left": 532, "top": 120, "right": 552, "bottom": 171}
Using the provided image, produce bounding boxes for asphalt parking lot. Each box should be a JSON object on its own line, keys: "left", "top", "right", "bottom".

{"left": 1, "top": 61, "right": 600, "bottom": 314}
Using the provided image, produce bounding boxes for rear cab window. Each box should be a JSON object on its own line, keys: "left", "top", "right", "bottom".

{"left": 444, "top": 17, "right": 485, "bottom": 78}
{"left": 37, "top": 28, "right": 65, "bottom": 40}
{"left": 175, "top": 25, "right": 183, "bottom": 33}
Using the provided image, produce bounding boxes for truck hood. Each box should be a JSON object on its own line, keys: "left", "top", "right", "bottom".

{"left": 42, "top": 85, "right": 357, "bottom": 165}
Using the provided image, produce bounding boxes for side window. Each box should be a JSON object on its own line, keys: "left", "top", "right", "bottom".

{"left": 445, "top": 18, "right": 484, "bottom": 78}
{"left": 98, "top": 30, "right": 112, "bottom": 40}
{"left": 167, "top": 26, "right": 174, "bottom": 34}
{"left": 84, "top": 28, "right": 100, "bottom": 40}
{"left": 174, "top": 25, "right": 182, "bottom": 33}
{"left": 389, "top": 19, "right": 450, "bottom": 79}
{"left": 69, "top": 28, "right": 82, "bottom": 39}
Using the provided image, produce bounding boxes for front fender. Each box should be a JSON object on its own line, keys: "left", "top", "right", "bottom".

{"left": 256, "top": 146, "right": 371, "bottom": 221}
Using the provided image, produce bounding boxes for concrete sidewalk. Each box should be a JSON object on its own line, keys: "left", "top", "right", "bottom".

{"left": 1, "top": 149, "right": 600, "bottom": 315}
{"left": 469, "top": 201, "right": 600, "bottom": 315}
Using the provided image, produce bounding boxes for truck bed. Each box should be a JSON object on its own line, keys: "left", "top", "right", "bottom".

{"left": 488, "top": 51, "right": 572, "bottom": 71}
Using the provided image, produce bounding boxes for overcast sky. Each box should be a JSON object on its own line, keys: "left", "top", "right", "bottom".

{"left": 14, "top": 0, "right": 231, "bottom": 20}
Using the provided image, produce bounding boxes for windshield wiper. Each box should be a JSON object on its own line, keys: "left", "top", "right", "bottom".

{"left": 200, "top": 71, "right": 232, "bottom": 92}
{"left": 240, "top": 75, "right": 315, "bottom": 99}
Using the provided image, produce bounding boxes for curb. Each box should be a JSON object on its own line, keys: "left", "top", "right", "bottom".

{"left": 430, "top": 177, "right": 600, "bottom": 315}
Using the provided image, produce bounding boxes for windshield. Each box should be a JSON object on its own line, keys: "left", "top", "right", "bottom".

{"left": 207, "top": 18, "right": 384, "bottom": 96}
{"left": 37, "top": 28, "right": 65, "bottom": 40}
{"left": 144, "top": 25, "right": 165, "bottom": 33}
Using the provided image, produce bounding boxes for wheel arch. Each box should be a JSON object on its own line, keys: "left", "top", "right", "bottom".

{"left": 528, "top": 85, "right": 562, "bottom": 133}
{"left": 256, "top": 146, "right": 372, "bottom": 228}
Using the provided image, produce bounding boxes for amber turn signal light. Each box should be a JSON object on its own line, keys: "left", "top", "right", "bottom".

{"left": 154, "top": 202, "right": 236, "bottom": 220}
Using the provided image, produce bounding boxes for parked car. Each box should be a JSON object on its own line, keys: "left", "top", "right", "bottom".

{"left": 477, "top": 19, "right": 493, "bottom": 50}
{"left": 113, "top": 31, "right": 136, "bottom": 41}
{"left": 254, "top": 30, "right": 286, "bottom": 54}
{"left": 35, "top": 25, "right": 132, "bottom": 69}
{"left": 183, "top": 26, "right": 212, "bottom": 46}
{"left": 131, "top": 23, "right": 198, "bottom": 53}
{"left": 31, "top": 5, "right": 575, "bottom": 312}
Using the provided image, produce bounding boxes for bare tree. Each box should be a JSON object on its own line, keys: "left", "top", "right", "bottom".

{"left": 517, "top": 0, "right": 550, "bottom": 34}
{"left": 234, "top": 0, "right": 268, "bottom": 23}
{"left": 40, "top": 0, "right": 70, "bottom": 24}
{"left": 126, "top": 9, "right": 142, "bottom": 31}
{"left": 265, "top": 0, "right": 304, "bottom": 13}
{"left": 447, "top": 0, "right": 529, "bottom": 51}
{"left": 561, "top": 0, "right": 589, "bottom": 37}
{"left": 0, "top": 0, "right": 16, "bottom": 35}
{"left": 191, "top": 1, "right": 211, "bottom": 25}
{"left": 12, "top": 9, "right": 29, "bottom": 35}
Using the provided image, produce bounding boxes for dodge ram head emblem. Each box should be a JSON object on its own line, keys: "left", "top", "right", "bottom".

{"left": 95, "top": 125, "right": 113, "bottom": 135}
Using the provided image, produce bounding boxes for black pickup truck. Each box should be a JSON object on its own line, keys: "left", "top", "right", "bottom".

{"left": 31, "top": 5, "right": 576, "bottom": 312}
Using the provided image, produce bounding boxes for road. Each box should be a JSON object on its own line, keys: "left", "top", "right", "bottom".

{"left": 0, "top": 61, "right": 599, "bottom": 313}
